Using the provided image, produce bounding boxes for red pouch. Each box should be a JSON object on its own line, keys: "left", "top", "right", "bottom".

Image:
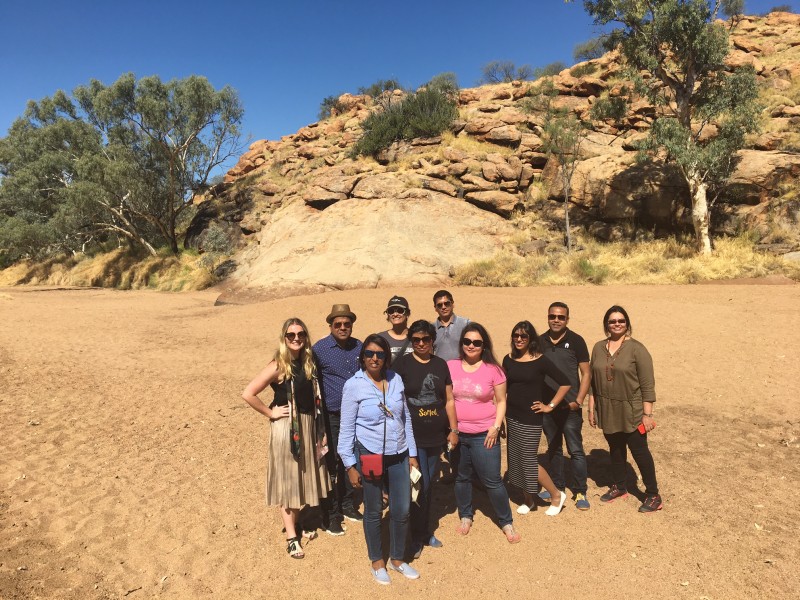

{"left": 360, "top": 453, "right": 384, "bottom": 482}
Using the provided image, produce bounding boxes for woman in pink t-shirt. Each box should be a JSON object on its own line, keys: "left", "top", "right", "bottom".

{"left": 447, "top": 322, "right": 520, "bottom": 544}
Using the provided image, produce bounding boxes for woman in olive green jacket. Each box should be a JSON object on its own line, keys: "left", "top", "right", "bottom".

{"left": 588, "top": 305, "right": 662, "bottom": 513}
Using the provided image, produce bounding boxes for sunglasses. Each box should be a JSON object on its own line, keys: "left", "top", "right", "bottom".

{"left": 548, "top": 314, "right": 568, "bottom": 321}
{"left": 332, "top": 321, "right": 352, "bottom": 329}
{"left": 387, "top": 307, "right": 407, "bottom": 315}
{"left": 512, "top": 333, "right": 529, "bottom": 340}
{"left": 363, "top": 349, "right": 386, "bottom": 360}
{"left": 378, "top": 403, "right": 394, "bottom": 418}
{"left": 607, "top": 319, "right": 627, "bottom": 326}
{"left": 461, "top": 338, "right": 484, "bottom": 348}
{"left": 285, "top": 331, "right": 307, "bottom": 342}
{"left": 435, "top": 301, "right": 452, "bottom": 309}
{"left": 411, "top": 335, "right": 432, "bottom": 345}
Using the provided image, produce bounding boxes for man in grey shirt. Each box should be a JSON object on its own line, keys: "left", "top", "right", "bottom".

{"left": 431, "top": 290, "right": 470, "bottom": 362}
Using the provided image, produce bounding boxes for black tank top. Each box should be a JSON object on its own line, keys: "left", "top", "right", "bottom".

{"left": 270, "top": 360, "right": 315, "bottom": 415}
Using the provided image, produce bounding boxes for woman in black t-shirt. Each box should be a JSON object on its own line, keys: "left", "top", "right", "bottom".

{"left": 242, "top": 318, "right": 331, "bottom": 559}
{"left": 502, "top": 321, "right": 571, "bottom": 516}
{"left": 393, "top": 320, "right": 459, "bottom": 558}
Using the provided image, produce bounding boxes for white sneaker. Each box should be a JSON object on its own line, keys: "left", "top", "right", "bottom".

{"left": 516, "top": 503, "right": 533, "bottom": 515}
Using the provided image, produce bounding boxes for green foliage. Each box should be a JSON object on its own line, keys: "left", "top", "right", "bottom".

{"left": 570, "top": 63, "right": 599, "bottom": 78}
{"left": 358, "top": 79, "right": 403, "bottom": 98}
{"left": 0, "top": 73, "right": 244, "bottom": 264}
{"left": 590, "top": 93, "right": 630, "bottom": 123}
{"left": 720, "top": 0, "right": 745, "bottom": 18}
{"left": 352, "top": 75, "right": 459, "bottom": 158}
{"left": 480, "top": 61, "right": 534, "bottom": 84}
{"left": 766, "top": 4, "right": 793, "bottom": 13}
{"left": 573, "top": 35, "right": 609, "bottom": 61}
{"left": 318, "top": 95, "right": 347, "bottom": 120}
{"left": 534, "top": 62, "right": 567, "bottom": 79}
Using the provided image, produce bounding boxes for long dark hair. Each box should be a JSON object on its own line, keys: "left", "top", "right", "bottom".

{"left": 510, "top": 320, "right": 541, "bottom": 359}
{"left": 458, "top": 322, "right": 499, "bottom": 366}
{"left": 359, "top": 333, "right": 392, "bottom": 379}
{"left": 603, "top": 305, "right": 632, "bottom": 337}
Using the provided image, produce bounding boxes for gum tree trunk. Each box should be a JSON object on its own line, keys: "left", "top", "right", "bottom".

{"left": 688, "top": 170, "right": 712, "bottom": 255}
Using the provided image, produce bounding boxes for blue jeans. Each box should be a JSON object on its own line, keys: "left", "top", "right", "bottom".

{"left": 543, "top": 408, "right": 588, "bottom": 494}
{"left": 455, "top": 432, "right": 513, "bottom": 528}
{"left": 356, "top": 442, "right": 410, "bottom": 562}
{"left": 410, "top": 445, "right": 441, "bottom": 543}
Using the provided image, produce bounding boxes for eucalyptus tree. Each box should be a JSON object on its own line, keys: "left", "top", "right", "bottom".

{"left": 581, "top": 0, "right": 759, "bottom": 254}
{"left": 0, "top": 73, "right": 243, "bottom": 262}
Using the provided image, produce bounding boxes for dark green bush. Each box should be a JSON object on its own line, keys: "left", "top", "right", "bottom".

{"left": 318, "top": 95, "right": 347, "bottom": 120}
{"left": 352, "top": 75, "right": 459, "bottom": 158}
{"left": 357, "top": 79, "right": 403, "bottom": 98}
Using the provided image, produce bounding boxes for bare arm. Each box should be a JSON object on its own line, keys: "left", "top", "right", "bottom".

{"left": 241, "top": 361, "right": 287, "bottom": 420}
{"left": 486, "top": 381, "right": 507, "bottom": 448}
{"left": 445, "top": 383, "right": 459, "bottom": 448}
{"left": 569, "top": 361, "right": 592, "bottom": 410}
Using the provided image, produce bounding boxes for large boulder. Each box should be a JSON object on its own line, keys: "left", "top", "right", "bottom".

{"left": 230, "top": 196, "right": 513, "bottom": 290}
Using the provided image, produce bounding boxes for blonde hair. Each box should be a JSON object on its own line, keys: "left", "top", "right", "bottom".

{"left": 274, "top": 318, "right": 316, "bottom": 383}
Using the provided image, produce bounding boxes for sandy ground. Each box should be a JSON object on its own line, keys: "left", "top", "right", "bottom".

{"left": 1, "top": 284, "right": 798, "bottom": 600}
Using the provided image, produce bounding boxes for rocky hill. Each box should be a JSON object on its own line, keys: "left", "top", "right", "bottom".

{"left": 191, "top": 11, "right": 800, "bottom": 294}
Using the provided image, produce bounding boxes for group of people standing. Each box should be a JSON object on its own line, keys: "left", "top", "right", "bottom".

{"left": 242, "top": 291, "right": 663, "bottom": 585}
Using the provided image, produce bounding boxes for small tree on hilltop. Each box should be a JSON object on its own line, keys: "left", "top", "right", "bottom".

{"left": 524, "top": 80, "right": 588, "bottom": 252}
{"left": 480, "top": 61, "right": 535, "bottom": 84}
{"left": 581, "top": 0, "right": 760, "bottom": 254}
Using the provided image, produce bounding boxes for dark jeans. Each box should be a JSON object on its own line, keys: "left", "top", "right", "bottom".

{"left": 410, "top": 445, "right": 441, "bottom": 543}
{"left": 604, "top": 430, "right": 659, "bottom": 496}
{"left": 543, "top": 408, "right": 588, "bottom": 494}
{"left": 322, "top": 411, "right": 355, "bottom": 525}
{"left": 356, "top": 442, "right": 410, "bottom": 563}
{"left": 455, "top": 432, "right": 513, "bottom": 528}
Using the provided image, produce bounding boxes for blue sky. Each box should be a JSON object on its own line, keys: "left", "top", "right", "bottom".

{"left": 2, "top": 0, "right": 795, "bottom": 164}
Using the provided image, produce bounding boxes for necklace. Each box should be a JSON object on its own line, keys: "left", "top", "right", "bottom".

{"left": 605, "top": 337, "right": 627, "bottom": 381}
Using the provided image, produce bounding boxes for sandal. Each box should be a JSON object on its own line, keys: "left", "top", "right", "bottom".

{"left": 502, "top": 524, "right": 521, "bottom": 544}
{"left": 286, "top": 537, "right": 304, "bottom": 559}
{"left": 456, "top": 517, "right": 473, "bottom": 535}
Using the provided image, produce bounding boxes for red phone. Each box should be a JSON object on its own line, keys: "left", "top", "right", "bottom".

{"left": 638, "top": 420, "right": 656, "bottom": 434}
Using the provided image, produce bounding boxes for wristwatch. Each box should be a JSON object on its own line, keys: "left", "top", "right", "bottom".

{"left": 548, "top": 402, "right": 556, "bottom": 408}
{"left": 450, "top": 428, "right": 460, "bottom": 435}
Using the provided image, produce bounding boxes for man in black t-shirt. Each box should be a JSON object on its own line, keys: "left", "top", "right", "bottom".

{"left": 539, "top": 301, "right": 592, "bottom": 511}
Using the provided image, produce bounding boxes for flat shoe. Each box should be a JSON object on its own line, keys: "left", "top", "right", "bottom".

{"left": 456, "top": 517, "right": 472, "bottom": 535}
{"left": 501, "top": 524, "right": 521, "bottom": 544}
{"left": 516, "top": 503, "right": 533, "bottom": 515}
{"left": 371, "top": 567, "right": 391, "bottom": 585}
{"left": 545, "top": 491, "right": 567, "bottom": 516}
{"left": 427, "top": 535, "right": 443, "bottom": 548}
{"left": 388, "top": 562, "right": 420, "bottom": 580}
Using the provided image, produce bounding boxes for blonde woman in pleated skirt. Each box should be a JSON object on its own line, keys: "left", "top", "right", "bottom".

{"left": 243, "top": 318, "right": 331, "bottom": 559}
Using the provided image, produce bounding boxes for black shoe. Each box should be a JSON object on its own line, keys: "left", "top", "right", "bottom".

{"left": 600, "top": 484, "right": 628, "bottom": 503}
{"left": 638, "top": 494, "right": 663, "bottom": 513}
{"left": 343, "top": 507, "right": 364, "bottom": 522}
{"left": 324, "top": 521, "right": 346, "bottom": 536}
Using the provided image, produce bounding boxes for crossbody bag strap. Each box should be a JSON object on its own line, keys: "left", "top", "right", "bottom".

{"left": 382, "top": 381, "right": 387, "bottom": 456}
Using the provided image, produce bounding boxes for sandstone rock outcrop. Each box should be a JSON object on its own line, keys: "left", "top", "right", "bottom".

{"left": 193, "top": 11, "right": 800, "bottom": 292}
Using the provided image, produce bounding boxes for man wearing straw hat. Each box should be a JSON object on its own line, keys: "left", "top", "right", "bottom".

{"left": 313, "top": 304, "right": 364, "bottom": 535}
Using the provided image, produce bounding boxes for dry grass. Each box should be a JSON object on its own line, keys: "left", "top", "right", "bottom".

{"left": 0, "top": 249, "right": 214, "bottom": 291}
{"left": 454, "top": 235, "right": 800, "bottom": 286}
{"left": 440, "top": 131, "right": 515, "bottom": 158}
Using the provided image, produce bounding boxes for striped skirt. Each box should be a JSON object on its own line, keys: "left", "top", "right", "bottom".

{"left": 265, "top": 412, "right": 331, "bottom": 509}
{"left": 506, "top": 417, "right": 543, "bottom": 495}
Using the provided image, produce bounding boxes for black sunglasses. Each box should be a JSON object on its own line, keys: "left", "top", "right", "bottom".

{"left": 512, "top": 333, "right": 529, "bottom": 340}
{"left": 285, "top": 331, "right": 307, "bottom": 341}
{"left": 387, "top": 307, "right": 407, "bottom": 315}
{"left": 461, "top": 338, "right": 484, "bottom": 348}
{"left": 548, "top": 314, "right": 568, "bottom": 321}
{"left": 607, "top": 319, "right": 627, "bottom": 326}
{"left": 332, "top": 321, "right": 352, "bottom": 329}
{"left": 364, "top": 349, "right": 386, "bottom": 360}
{"left": 411, "top": 335, "right": 432, "bottom": 345}
{"left": 435, "top": 301, "right": 452, "bottom": 309}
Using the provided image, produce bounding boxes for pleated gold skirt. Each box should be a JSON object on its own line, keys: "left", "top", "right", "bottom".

{"left": 265, "top": 412, "right": 331, "bottom": 509}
